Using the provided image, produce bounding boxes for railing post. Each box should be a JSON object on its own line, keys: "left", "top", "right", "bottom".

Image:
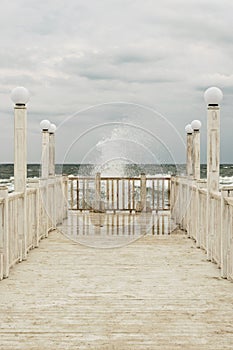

{"left": 170, "top": 176, "right": 179, "bottom": 230}
{"left": 180, "top": 180, "right": 189, "bottom": 232}
{"left": 27, "top": 179, "right": 40, "bottom": 248}
{"left": 48, "top": 123, "right": 56, "bottom": 177}
{"left": 13, "top": 101, "right": 27, "bottom": 193}
{"left": 220, "top": 187, "right": 233, "bottom": 278}
{"left": 63, "top": 176, "right": 69, "bottom": 219}
{"left": 185, "top": 124, "right": 193, "bottom": 178}
{"left": 170, "top": 177, "right": 175, "bottom": 223}
{"left": 62, "top": 176, "right": 68, "bottom": 220}
{"left": 49, "top": 133, "right": 55, "bottom": 176}
{"left": 204, "top": 87, "right": 223, "bottom": 260}
{"left": 192, "top": 131, "right": 201, "bottom": 181}
{"left": 41, "top": 130, "right": 50, "bottom": 179}
{"left": 196, "top": 180, "right": 207, "bottom": 248}
{"left": 186, "top": 179, "right": 193, "bottom": 238}
{"left": 11, "top": 87, "right": 30, "bottom": 261}
{"left": 191, "top": 120, "right": 202, "bottom": 181}
{"left": 40, "top": 121, "right": 52, "bottom": 237}
{"left": 140, "top": 173, "right": 147, "bottom": 212}
{"left": 40, "top": 178, "right": 49, "bottom": 238}
{"left": 95, "top": 172, "right": 101, "bottom": 212}
{"left": 0, "top": 186, "right": 9, "bottom": 279}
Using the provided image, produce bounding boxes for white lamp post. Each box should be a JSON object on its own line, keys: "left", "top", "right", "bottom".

{"left": 185, "top": 124, "right": 193, "bottom": 178}
{"left": 48, "top": 123, "right": 56, "bottom": 177}
{"left": 11, "top": 87, "right": 30, "bottom": 193}
{"left": 204, "top": 86, "right": 223, "bottom": 261}
{"left": 204, "top": 87, "right": 223, "bottom": 192}
{"left": 11, "top": 87, "right": 30, "bottom": 261}
{"left": 40, "top": 120, "right": 51, "bottom": 179}
{"left": 191, "top": 119, "right": 202, "bottom": 180}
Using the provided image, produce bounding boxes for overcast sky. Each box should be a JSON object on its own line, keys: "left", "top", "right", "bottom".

{"left": 1, "top": 0, "right": 233, "bottom": 165}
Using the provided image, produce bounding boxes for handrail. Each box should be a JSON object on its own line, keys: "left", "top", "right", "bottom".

{"left": 68, "top": 175, "right": 171, "bottom": 212}
{"left": 171, "top": 175, "right": 233, "bottom": 281}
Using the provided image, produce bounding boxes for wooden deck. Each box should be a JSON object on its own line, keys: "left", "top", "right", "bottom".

{"left": 0, "top": 220, "right": 233, "bottom": 349}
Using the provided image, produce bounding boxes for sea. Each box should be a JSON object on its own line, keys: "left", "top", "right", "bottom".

{"left": 1, "top": 163, "right": 233, "bottom": 187}
{"left": 1, "top": 163, "right": 233, "bottom": 179}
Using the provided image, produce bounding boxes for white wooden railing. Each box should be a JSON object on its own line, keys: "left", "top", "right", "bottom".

{"left": 171, "top": 176, "right": 233, "bottom": 281}
{"left": 0, "top": 176, "right": 68, "bottom": 280}
{"left": 68, "top": 174, "right": 171, "bottom": 212}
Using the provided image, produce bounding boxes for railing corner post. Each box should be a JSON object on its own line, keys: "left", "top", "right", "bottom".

{"left": 220, "top": 187, "right": 231, "bottom": 279}
{"left": 0, "top": 186, "right": 9, "bottom": 279}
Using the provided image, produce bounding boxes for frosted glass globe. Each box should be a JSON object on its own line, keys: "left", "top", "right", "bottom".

{"left": 11, "top": 87, "right": 30, "bottom": 105}
{"left": 40, "top": 120, "right": 51, "bottom": 130}
{"left": 191, "top": 120, "right": 202, "bottom": 131}
{"left": 185, "top": 124, "right": 193, "bottom": 134}
{"left": 49, "top": 123, "right": 57, "bottom": 133}
{"left": 204, "top": 87, "right": 223, "bottom": 105}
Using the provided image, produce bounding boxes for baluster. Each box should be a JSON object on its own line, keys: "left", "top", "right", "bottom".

{"left": 82, "top": 180, "right": 85, "bottom": 210}
{"left": 86, "top": 180, "right": 89, "bottom": 210}
{"left": 152, "top": 180, "right": 155, "bottom": 211}
{"left": 77, "top": 180, "right": 79, "bottom": 210}
{"left": 168, "top": 179, "right": 171, "bottom": 210}
{"left": 107, "top": 214, "right": 109, "bottom": 235}
{"left": 132, "top": 180, "right": 135, "bottom": 210}
{"left": 127, "top": 213, "right": 130, "bottom": 235}
{"left": 111, "top": 180, "right": 114, "bottom": 210}
{"left": 107, "top": 179, "right": 110, "bottom": 211}
{"left": 157, "top": 179, "right": 159, "bottom": 212}
{"left": 117, "top": 179, "right": 119, "bottom": 210}
{"left": 70, "top": 180, "right": 74, "bottom": 209}
{"left": 128, "top": 179, "right": 130, "bottom": 211}
{"left": 122, "top": 179, "right": 125, "bottom": 210}
{"left": 162, "top": 180, "right": 165, "bottom": 210}
{"left": 140, "top": 173, "right": 146, "bottom": 212}
{"left": 95, "top": 172, "right": 101, "bottom": 212}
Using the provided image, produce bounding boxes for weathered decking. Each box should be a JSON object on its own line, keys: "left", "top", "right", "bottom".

{"left": 0, "top": 221, "right": 233, "bottom": 349}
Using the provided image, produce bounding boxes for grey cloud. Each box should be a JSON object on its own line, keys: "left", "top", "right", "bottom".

{"left": 59, "top": 49, "right": 181, "bottom": 84}
{"left": 0, "top": 0, "right": 233, "bottom": 162}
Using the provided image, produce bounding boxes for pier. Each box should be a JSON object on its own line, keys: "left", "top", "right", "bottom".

{"left": 0, "top": 86, "right": 233, "bottom": 349}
